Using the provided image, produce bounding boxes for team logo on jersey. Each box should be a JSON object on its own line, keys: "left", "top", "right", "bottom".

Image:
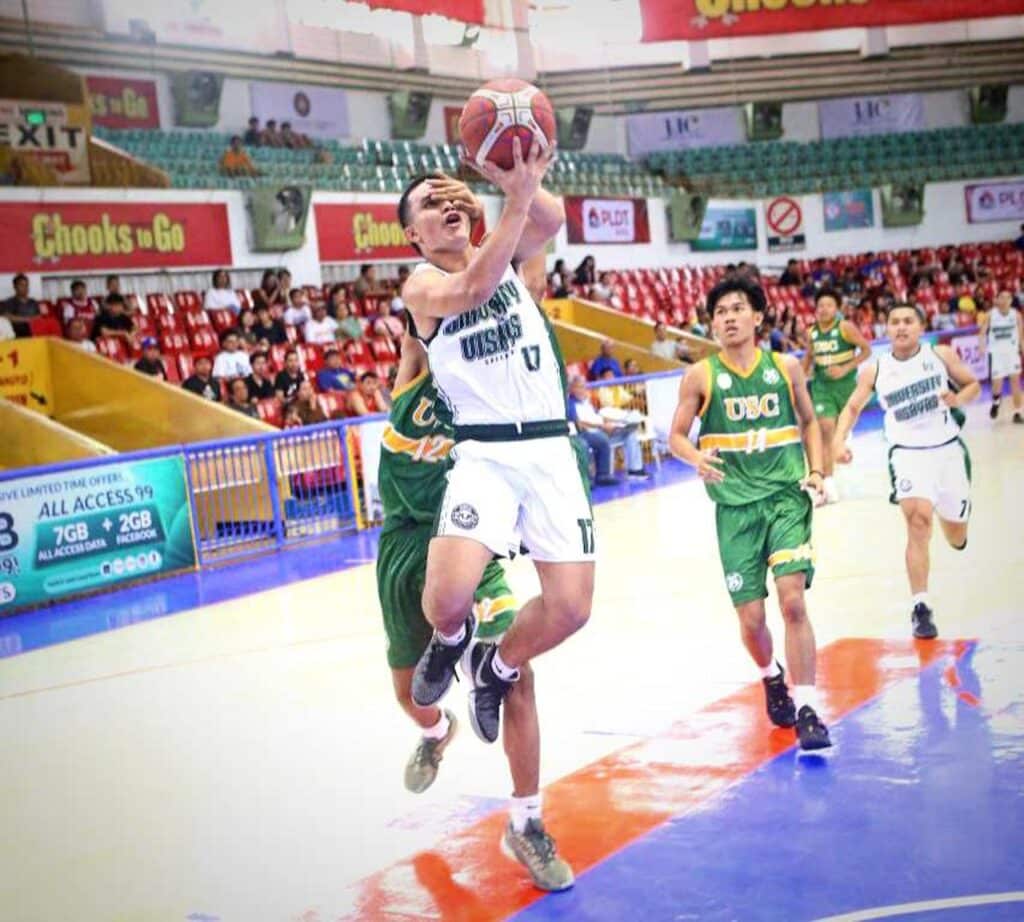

{"left": 725, "top": 572, "right": 744, "bottom": 593}
{"left": 762, "top": 367, "right": 781, "bottom": 385}
{"left": 411, "top": 397, "right": 437, "bottom": 428}
{"left": 451, "top": 503, "right": 479, "bottom": 530}
{"left": 899, "top": 478, "right": 913, "bottom": 493}
{"left": 724, "top": 393, "right": 781, "bottom": 422}
{"left": 717, "top": 372, "right": 733, "bottom": 390}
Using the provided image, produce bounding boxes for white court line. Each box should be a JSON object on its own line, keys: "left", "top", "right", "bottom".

{"left": 813, "top": 891, "right": 1024, "bottom": 921}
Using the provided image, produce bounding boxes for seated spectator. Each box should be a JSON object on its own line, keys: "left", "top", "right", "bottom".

{"left": 253, "top": 303, "right": 287, "bottom": 345}
{"left": 104, "top": 274, "right": 122, "bottom": 302}
{"left": 182, "top": 355, "right": 220, "bottom": 402}
{"left": 251, "top": 269, "right": 284, "bottom": 313}
{"left": 549, "top": 259, "right": 570, "bottom": 298}
{"left": 2, "top": 273, "right": 40, "bottom": 318}
{"left": 352, "top": 263, "right": 377, "bottom": 300}
{"left": 326, "top": 282, "right": 347, "bottom": 319}
{"left": 283, "top": 288, "right": 312, "bottom": 327}
{"left": 348, "top": 370, "right": 389, "bottom": 416}
{"left": 245, "top": 351, "right": 277, "bottom": 401}
{"left": 92, "top": 293, "right": 136, "bottom": 343}
{"left": 204, "top": 269, "right": 242, "bottom": 312}
{"left": 650, "top": 322, "right": 678, "bottom": 361}
{"left": 261, "top": 119, "right": 283, "bottom": 147}
{"left": 304, "top": 302, "right": 338, "bottom": 345}
{"left": 66, "top": 278, "right": 92, "bottom": 321}
{"left": 255, "top": 335, "right": 273, "bottom": 355}
{"left": 567, "top": 374, "right": 647, "bottom": 485}
{"left": 390, "top": 266, "right": 411, "bottom": 313}
{"left": 277, "top": 268, "right": 293, "bottom": 304}
{"left": 334, "top": 299, "right": 364, "bottom": 342}
{"left": 690, "top": 309, "right": 710, "bottom": 339}
{"left": 0, "top": 313, "right": 14, "bottom": 341}
{"left": 316, "top": 349, "right": 355, "bottom": 392}
{"left": 596, "top": 367, "right": 637, "bottom": 410}
{"left": 66, "top": 317, "right": 96, "bottom": 352}
{"left": 955, "top": 294, "right": 977, "bottom": 327}
{"left": 219, "top": 136, "right": 259, "bottom": 177}
{"left": 588, "top": 339, "right": 623, "bottom": 380}
{"left": 243, "top": 116, "right": 262, "bottom": 146}
{"left": 932, "top": 300, "right": 957, "bottom": 331}
{"left": 589, "top": 272, "right": 621, "bottom": 309}
{"left": 227, "top": 377, "right": 258, "bottom": 417}
{"left": 237, "top": 307, "right": 259, "bottom": 349}
{"left": 133, "top": 337, "right": 167, "bottom": 379}
{"left": 872, "top": 308, "right": 888, "bottom": 341}
{"left": 374, "top": 287, "right": 405, "bottom": 340}
{"left": 623, "top": 358, "right": 641, "bottom": 376}
{"left": 212, "top": 330, "right": 253, "bottom": 379}
{"left": 280, "top": 121, "right": 311, "bottom": 149}
{"left": 779, "top": 259, "right": 801, "bottom": 287}
{"left": 313, "top": 146, "right": 333, "bottom": 165}
{"left": 574, "top": 255, "right": 596, "bottom": 289}
{"left": 274, "top": 348, "right": 305, "bottom": 403}
{"left": 292, "top": 380, "right": 328, "bottom": 426}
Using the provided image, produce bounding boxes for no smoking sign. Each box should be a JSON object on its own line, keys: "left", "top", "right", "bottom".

{"left": 765, "top": 195, "right": 805, "bottom": 253}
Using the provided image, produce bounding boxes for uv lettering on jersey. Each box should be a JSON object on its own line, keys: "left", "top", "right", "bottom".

{"left": 724, "top": 392, "right": 782, "bottom": 423}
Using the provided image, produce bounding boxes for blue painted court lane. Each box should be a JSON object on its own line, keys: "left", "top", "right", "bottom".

{"left": 512, "top": 642, "right": 1024, "bottom": 922}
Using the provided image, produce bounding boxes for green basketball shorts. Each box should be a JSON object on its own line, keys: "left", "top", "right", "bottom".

{"left": 812, "top": 374, "right": 858, "bottom": 420}
{"left": 376, "top": 523, "right": 516, "bottom": 669}
{"left": 714, "top": 483, "right": 815, "bottom": 606}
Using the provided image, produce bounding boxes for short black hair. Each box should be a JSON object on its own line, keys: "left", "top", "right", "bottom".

{"left": 71, "top": 278, "right": 86, "bottom": 290}
{"left": 814, "top": 287, "right": 841, "bottom": 307}
{"left": 323, "top": 348, "right": 339, "bottom": 359}
{"left": 359, "top": 370, "right": 378, "bottom": 382}
{"left": 398, "top": 173, "right": 439, "bottom": 229}
{"left": 284, "top": 347, "right": 299, "bottom": 359}
{"left": 106, "top": 293, "right": 126, "bottom": 307}
{"left": 706, "top": 275, "right": 766, "bottom": 315}
{"left": 12, "top": 272, "right": 27, "bottom": 285}
{"left": 106, "top": 274, "right": 119, "bottom": 285}
{"left": 230, "top": 135, "right": 241, "bottom": 144}
{"left": 889, "top": 301, "right": 926, "bottom": 323}
{"left": 359, "top": 263, "right": 372, "bottom": 275}
{"left": 220, "top": 328, "right": 239, "bottom": 345}
{"left": 251, "top": 350, "right": 268, "bottom": 363}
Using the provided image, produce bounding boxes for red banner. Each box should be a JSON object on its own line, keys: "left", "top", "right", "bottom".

{"left": 564, "top": 197, "right": 650, "bottom": 245}
{"left": 85, "top": 76, "right": 160, "bottom": 130}
{"left": 355, "top": 0, "right": 484, "bottom": 25}
{"left": 640, "top": 0, "right": 1024, "bottom": 42}
{"left": 0, "top": 202, "right": 231, "bottom": 272}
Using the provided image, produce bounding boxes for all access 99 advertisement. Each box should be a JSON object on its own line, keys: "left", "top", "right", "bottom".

{"left": 0, "top": 455, "right": 197, "bottom": 614}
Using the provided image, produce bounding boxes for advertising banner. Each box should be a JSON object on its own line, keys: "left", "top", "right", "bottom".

{"left": 691, "top": 206, "right": 757, "bottom": 251}
{"left": 638, "top": 0, "right": 1024, "bottom": 42}
{"left": 0, "top": 202, "right": 232, "bottom": 272}
{"left": 819, "top": 93, "right": 925, "bottom": 140}
{"left": 764, "top": 195, "right": 805, "bottom": 253}
{"left": 627, "top": 106, "right": 743, "bottom": 156}
{"left": 565, "top": 197, "right": 651, "bottom": 245}
{"left": 823, "top": 189, "right": 875, "bottom": 231}
{"left": 86, "top": 76, "right": 160, "bottom": 130}
{"left": 964, "top": 180, "right": 1024, "bottom": 223}
{"left": 250, "top": 81, "right": 349, "bottom": 140}
{"left": 0, "top": 455, "right": 197, "bottom": 614}
{"left": 881, "top": 183, "right": 925, "bottom": 228}
{"left": 0, "top": 339, "right": 52, "bottom": 414}
{"left": 249, "top": 186, "right": 312, "bottom": 252}
{"left": 950, "top": 332, "right": 988, "bottom": 382}
{"left": 0, "top": 99, "right": 90, "bottom": 183}
{"left": 170, "top": 71, "right": 224, "bottom": 128}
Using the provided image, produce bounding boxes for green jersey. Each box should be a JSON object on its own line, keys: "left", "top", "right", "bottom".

{"left": 378, "top": 371, "right": 454, "bottom": 535}
{"left": 809, "top": 320, "right": 857, "bottom": 383}
{"left": 697, "top": 349, "right": 807, "bottom": 506}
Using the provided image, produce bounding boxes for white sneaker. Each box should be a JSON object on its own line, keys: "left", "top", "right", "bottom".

{"left": 823, "top": 476, "right": 840, "bottom": 504}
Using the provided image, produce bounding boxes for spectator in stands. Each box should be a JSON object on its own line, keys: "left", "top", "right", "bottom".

{"left": 588, "top": 339, "right": 622, "bottom": 380}
{"left": 811, "top": 258, "right": 836, "bottom": 288}
{"left": 840, "top": 267, "right": 863, "bottom": 297}
{"left": 872, "top": 307, "right": 888, "bottom": 341}
{"left": 549, "top": 259, "right": 570, "bottom": 298}
{"left": 133, "top": 337, "right": 167, "bottom": 379}
{"left": 574, "top": 255, "right": 597, "bottom": 290}
{"left": 204, "top": 269, "right": 242, "bottom": 313}
{"left": 277, "top": 268, "right": 293, "bottom": 304}
{"left": 567, "top": 374, "right": 647, "bottom": 486}
{"left": 0, "top": 313, "right": 14, "bottom": 341}
{"left": 860, "top": 251, "right": 884, "bottom": 278}
{"left": 305, "top": 302, "right": 338, "bottom": 345}
{"left": 292, "top": 380, "right": 328, "bottom": 426}
{"left": 219, "top": 136, "right": 259, "bottom": 177}
{"left": 2, "top": 273, "right": 40, "bottom": 318}
{"left": 623, "top": 358, "right": 641, "bottom": 376}
{"left": 349, "top": 370, "right": 389, "bottom": 416}
{"left": 237, "top": 308, "right": 259, "bottom": 349}
{"left": 931, "top": 299, "right": 956, "bottom": 332}
{"left": 274, "top": 348, "right": 305, "bottom": 403}
{"left": 182, "top": 355, "right": 220, "bottom": 402}
{"left": 227, "top": 377, "right": 258, "bottom": 417}
{"left": 589, "top": 272, "right": 621, "bottom": 310}
{"left": 651, "top": 322, "right": 678, "bottom": 361}
{"left": 253, "top": 303, "right": 287, "bottom": 345}
{"left": 353, "top": 264, "right": 377, "bottom": 300}
{"left": 334, "top": 299, "right": 364, "bottom": 342}
{"left": 66, "top": 279, "right": 91, "bottom": 321}
{"left": 597, "top": 367, "right": 638, "bottom": 410}
{"left": 213, "top": 330, "right": 253, "bottom": 379}
{"left": 255, "top": 335, "right": 273, "bottom": 354}
{"left": 283, "top": 288, "right": 312, "bottom": 327}
{"left": 252, "top": 269, "right": 284, "bottom": 312}
{"left": 779, "top": 259, "right": 801, "bottom": 287}
{"left": 66, "top": 317, "right": 96, "bottom": 352}
{"left": 955, "top": 293, "right": 977, "bottom": 327}
{"left": 261, "top": 119, "right": 283, "bottom": 147}
{"left": 243, "top": 116, "right": 262, "bottom": 146}
{"left": 391, "top": 266, "right": 411, "bottom": 312}
{"left": 245, "top": 351, "right": 277, "bottom": 402}
{"left": 1016, "top": 223, "right": 1024, "bottom": 251}
{"left": 105, "top": 274, "right": 122, "bottom": 302}
{"left": 690, "top": 309, "right": 710, "bottom": 339}
{"left": 316, "top": 348, "right": 355, "bottom": 393}
{"left": 374, "top": 288, "right": 405, "bottom": 340}
{"left": 92, "top": 293, "right": 136, "bottom": 344}
{"left": 280, "top": 122, "right": 311, "bottom": 149}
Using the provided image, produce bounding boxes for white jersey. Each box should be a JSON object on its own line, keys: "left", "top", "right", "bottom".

{"left": 987, "top": 308, "right": 1020, "bottom": 357}
{"left": 874, "top": 343, "right": 961, "bottom": 448}
{"left": 410, "top": 262, "right": 567, "bottom": 427}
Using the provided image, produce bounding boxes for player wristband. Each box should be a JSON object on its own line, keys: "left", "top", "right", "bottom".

{"left": 809, "top": 469, "right": 823, "bottom": 477}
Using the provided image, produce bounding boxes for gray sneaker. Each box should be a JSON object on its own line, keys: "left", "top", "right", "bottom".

{"left": 502, "top": 818, "right": 575, "bottom": 891}
{"left": 403, "top": 709, "right": 458, "bottom": 793}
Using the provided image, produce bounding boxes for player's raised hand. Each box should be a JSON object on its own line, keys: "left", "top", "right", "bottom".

{"left": 462, "top": 137, "right": 556, "bottom": 208}
{"left": 695, "top": 448, "right": 725, "bottom": 483}
{"left": 425, "top": 173, "right": 483, "bottom": 225}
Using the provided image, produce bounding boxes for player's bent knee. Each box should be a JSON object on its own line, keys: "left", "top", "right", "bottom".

{"left": 422, "top": 584, "right": 475, "bottom": 632}
{"left": 778, "top": 593, "right": 807, "bottom": 624}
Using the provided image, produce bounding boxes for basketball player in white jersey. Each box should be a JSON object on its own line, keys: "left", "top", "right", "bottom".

{"left": 397, "top": 139, "right": 594, "bottom": 815}
{"left": 979, "top": 289, "right": 1024, "bottom": 423}
{"left": 833, "top": 304, "right": 980, "bottom": 638}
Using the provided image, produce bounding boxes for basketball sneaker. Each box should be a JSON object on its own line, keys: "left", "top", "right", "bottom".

{"left": 404, "top": 709, "right": 457, "bottom": 794}
{"left": 464, "top": 641, "right": 516, "bottom": 743}
{"left": 990, "top": 399, "right": 1001, "bottom": 419}
{"left": 795, "top": 705, "right": 832, "bottom": 754}
{"left": 1014, "top": 413, "right": 1023, "bottom": 425}
{"left": 823, "top": 476, "right": 840, "bottom": 504}
{"left": 502, "top": 819, "right": 575, "bottom": 891}
{"left": 911, "top": 602, "right": 938, "bottom": 639}
{"left": 762, "top": 665, "right": 797, "bottom": 728}
{"left": 411, "top": 614, "right": 476, "bottom": 707}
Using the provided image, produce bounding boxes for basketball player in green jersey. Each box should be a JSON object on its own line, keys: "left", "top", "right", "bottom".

{"left": 670, "top": 275, "right": 831, "bottom": 754}
{"left": 802, "top": 288, "right": 872, "bottom": 504}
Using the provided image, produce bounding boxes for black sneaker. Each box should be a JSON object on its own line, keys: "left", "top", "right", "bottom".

{"left": 627, "top": 469, "right": 651, "bottom": 481}
{"left": 464, "top": 642, "right": 517, "bottom": 743}
{"left": 911, "top": 602, "right": 938, "bottom": 640}
{"left": 990, "top": 401, "right": 1001, "bottom": 419}
{"left": 410, "top": 614, "right": 476, "bottom": 707}
{"left": 1014, "top": 413, "right": 1024, "bottom": 425}
{"left": 796, "top": 705, "right": 832, "bottom": 754}
{"left": 763, "top": 665, "right": 796, "bottom": 728}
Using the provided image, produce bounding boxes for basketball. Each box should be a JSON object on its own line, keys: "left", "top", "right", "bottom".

{"left": 458, "top": 78, "right": 556, "bottom": 171}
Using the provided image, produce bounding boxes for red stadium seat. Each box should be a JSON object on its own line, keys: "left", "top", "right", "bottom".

{"left": 369, "top": 336, "right": 399, "bottom": 362}
{"left": 177, "top": 353, "right": 195, "bottom": 380}
{"left": 269, "top": 344, "right": 290, "bottom": 371}
{"left": 147, "top": 293, "right": 173, "bottom": 313}
{"left": 318, "top": 392, "right": 348, "bottom": 420}
{"left": 96, "top": 337, "right": 128, "bottom": 362}
{"left": 343, "top": 339, "right": 375, "bottom": 369}
{"left": 174, "top": 290, "right": 202, "bottom": 311}
{"left": 183, "top": 310, "right": 212, "bottom": 334}
{"left": 256, "top": 398, "right": 284, "bottom": 427}
{"left": 27, "top": 315, "right": 62, "bottom": 337}
{"left": 235, "top": 289, "right": 253, "bottom": 309}
{"left": 163, "top": 354, "right": 182, "bottom": 385}
{"left": 208, "top": 309, "right": 235, "bottom": 333}
{"left": 299, "top": 343, "right": 324, "bottom": 372}
{"left": 376, "top": 361, "right": 397, "bottom": 382}
{"left": 189, "top": 328, "right": 219, "bottom": 357}
{"left": 160, "top": 332, "right": 190, "bottom": 355}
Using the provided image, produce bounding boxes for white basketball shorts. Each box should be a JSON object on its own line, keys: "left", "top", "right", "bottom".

{"left": 989, "top": 349, "right": 1021, "bottom": 381}
{"left": 435, "top": 435, "right": 596, "bottom": 562}
{"left": 890, "top": 438, "right": 972, "bottom": 523}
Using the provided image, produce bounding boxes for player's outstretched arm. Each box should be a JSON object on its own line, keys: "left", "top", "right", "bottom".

{"left": 935, "top": 345, "right": 981, "bottom": 407}
{"left": 513, "top": 186, "right": 565, "bottom": 263}
{"left": 669, "top": 362, "right": 724, "bottom": 483}
{"left": 782, "top": 355, "right": 824, "bottom": 494}
{"left": 832, "top": 360, "right": 877, "bottom": 462}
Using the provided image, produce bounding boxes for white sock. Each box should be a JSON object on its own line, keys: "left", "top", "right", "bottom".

{"left": 912, "top": 592, "right": 930, "bottom": 609}
{"left": 492, "top": 649, "right": 520, "bottom": 682}
{"left": 438, "top": 622, "right": 466, "bottom": 646}
{"left": 793, "top": 685, "right": 820, "bottom": 713}
{"left": 421, "top": 710, "right": 450, "bottom": 740}
{"left": 509, "top": 793, "right": 542, "bottom": 832}
{"left": 759, "top": 660, "right": 782, "bottom": 679}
